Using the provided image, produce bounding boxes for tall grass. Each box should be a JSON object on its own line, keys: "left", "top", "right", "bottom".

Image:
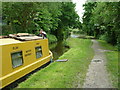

{"left": 18, "top": 38, "right": 94, "bottom": 88}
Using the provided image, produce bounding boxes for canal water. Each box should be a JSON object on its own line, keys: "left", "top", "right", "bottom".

{"left": 49, "top": 41, "right": 69, "bottom": 60}
{"left": 49, "top": 34, "right": 79, "bottom": 60}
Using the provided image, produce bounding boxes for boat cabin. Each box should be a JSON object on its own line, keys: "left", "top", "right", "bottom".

{"left": 0, "top": 33, "right": 53, "bottom": 88}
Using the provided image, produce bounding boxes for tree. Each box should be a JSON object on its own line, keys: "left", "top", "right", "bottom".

{"left": 2, "top": 2, "right": 38, "bottom": 34}
{"left": 82, "top": 2, "right": 96, "bottom": 36}
{"left": 82, "top": 2, "right": 120, "bottom": 45}
{"left": 2, "top": 2, "right": 80, "bottom": 41}
{"left": 56, "top": 2, "right": 79, "bottom": 40}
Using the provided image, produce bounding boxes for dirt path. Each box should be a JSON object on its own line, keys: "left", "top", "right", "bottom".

{"left": 82, "top": 39, "right": 112, "bottom": 88}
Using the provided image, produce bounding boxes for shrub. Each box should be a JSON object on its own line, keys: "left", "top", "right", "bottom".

{"left": 99, "top": 34, "right": 107, "bottom": 41}
{"left": 47, "top": 34, "right": 57, "bottom": 44}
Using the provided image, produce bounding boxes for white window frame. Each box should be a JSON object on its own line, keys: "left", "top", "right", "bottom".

{"left": 35, "top": 46, "right": 42, "bottom": 59}
{"left": 11, "top": 51, "right": 23, "bottom": 68}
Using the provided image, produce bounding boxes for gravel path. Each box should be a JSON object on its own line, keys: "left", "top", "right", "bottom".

{"left": 83, "top": 39, "right": 112, "bottom": 88}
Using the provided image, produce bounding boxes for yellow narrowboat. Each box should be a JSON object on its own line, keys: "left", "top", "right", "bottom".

{"left": 0, "top": 33, "right": 53, "bottom": 88}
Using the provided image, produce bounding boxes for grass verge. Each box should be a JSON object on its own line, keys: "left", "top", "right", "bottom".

{"left": 18, "top": 38, "right": 94, "bottom": 88}
{"left": 98, "top": 40, "right": 118, "bottom": 88}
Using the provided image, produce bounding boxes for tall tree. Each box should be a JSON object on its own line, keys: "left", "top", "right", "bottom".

{"left": 82, "top": 2, "right": 120, "bottom": 45}
{"left": 82, "top": 2, "right": 96, "bottom": 36}
{"left": 2, "top": 2, "right": 80, "bottom": 41}
{"left": 56, "top": 2, "right": 79, "bottom": 40}
{"left": 2, "top": 2, "right": 38, "bottom": 34}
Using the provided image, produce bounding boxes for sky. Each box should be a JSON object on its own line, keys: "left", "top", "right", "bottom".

{"left": 72, "top": 0, "right": 87, "bottom": 21}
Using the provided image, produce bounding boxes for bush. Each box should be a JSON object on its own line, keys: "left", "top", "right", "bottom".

{"left": 47, "top": 34, "right": 57, "bottom": 44}
{"left": 99, "top": 34, "right": 107, "bottom": 41}
{"left": 99, "top": 33, "right": 117, "bottom": 46}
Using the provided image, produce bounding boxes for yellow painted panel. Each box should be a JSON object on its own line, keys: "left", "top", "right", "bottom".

{"left": 0, "top": 38, "right": 23, "bottom": 46}
{"left": 0, "top": 38, "right": 52, "bottom": 88}
{"left": 0, "top": 45, "right": 2, "bottom": 88}
{"left": 1, "top": 56, "right": 51, "bottom": 88}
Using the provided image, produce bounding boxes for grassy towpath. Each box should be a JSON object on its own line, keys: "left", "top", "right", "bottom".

{"left": 98, "top": 40, "right": 118, "bottom": 88}
{"left": 18, "top": 38, "right": 94, "bottom": 88}
{"left": 83, "top": 40, "right": 112, "bottom": 88}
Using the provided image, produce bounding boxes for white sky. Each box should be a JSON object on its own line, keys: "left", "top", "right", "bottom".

{"left": 72, "top": 0, "right": 87, "bottom": 21}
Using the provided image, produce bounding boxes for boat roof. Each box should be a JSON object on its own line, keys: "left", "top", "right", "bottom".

{"left": 0, "top": 38, "right": 23, "bottom": 46}
{"left": 0, "top": 33, "right": 43, "bottom": 46}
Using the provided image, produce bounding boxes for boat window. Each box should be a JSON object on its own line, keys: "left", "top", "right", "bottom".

{"left": 11, "top": 51, "right": 23, "bottom": 68}
{"left": 35, "top": 46, "right": 42, "bottom": 59}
